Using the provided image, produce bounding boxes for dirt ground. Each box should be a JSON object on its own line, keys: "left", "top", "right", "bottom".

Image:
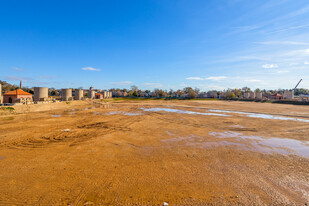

{"left": 0, "top": 100, "right": 308, "bottom": 205}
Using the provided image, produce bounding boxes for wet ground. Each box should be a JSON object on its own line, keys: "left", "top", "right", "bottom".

{"left": 0, "top": 100, "right": 308, "bottom": 205}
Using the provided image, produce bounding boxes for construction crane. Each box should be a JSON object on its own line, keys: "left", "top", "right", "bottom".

{"left": 293, "top": 79, "right": 302, "bottom": 91}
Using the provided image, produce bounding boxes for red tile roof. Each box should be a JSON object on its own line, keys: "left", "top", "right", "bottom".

{"left": 3, "top": 89, "right": 32, "bottom": 96}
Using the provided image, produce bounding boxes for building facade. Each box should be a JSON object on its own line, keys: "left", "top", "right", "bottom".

{"left": 3, "top": 89, "right": 32, "bottom": 103}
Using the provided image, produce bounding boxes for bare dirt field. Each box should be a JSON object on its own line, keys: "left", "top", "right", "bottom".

{"left": 0, "top": 99, "right": 308, "bottom": 205}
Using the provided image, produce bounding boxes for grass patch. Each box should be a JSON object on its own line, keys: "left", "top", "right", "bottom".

{"left": 0, "top": 107, "right": 15, "bottom": 111}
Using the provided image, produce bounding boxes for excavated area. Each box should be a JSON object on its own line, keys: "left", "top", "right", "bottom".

{"left": 0, "top": 100, "right": 308, "bottom": 205}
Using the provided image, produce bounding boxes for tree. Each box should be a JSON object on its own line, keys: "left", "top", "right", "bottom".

{"left": 188, "top": 90, "right": 197, "bottom": 99}
{"left": 194, "top": 87, "right": 200, "bottom": 96}
{"left": 154, "top": 89, "right": 167, "bottom": 97}
{"left": 241, "top": 87, "right": 251, "bottom": 93}
{"left": 131, "top": 85, "right": 138, "bottom": 92}
{"left": 183, "top": 87, "right": 193, "bottom": 94}
{"left": 225, "top": 91, "right": 236, "bottom": 99}
{"left": 234, "top": 89, "right": 241, "bottom": 98}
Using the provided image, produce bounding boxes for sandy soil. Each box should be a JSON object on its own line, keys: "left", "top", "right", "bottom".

{"left": 0, "top": 100, "right": 308, "bottom": 205}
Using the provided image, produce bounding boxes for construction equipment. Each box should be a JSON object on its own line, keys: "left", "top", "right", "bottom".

{"left": 293, "top": 79, "right": 302, "bottom": 90}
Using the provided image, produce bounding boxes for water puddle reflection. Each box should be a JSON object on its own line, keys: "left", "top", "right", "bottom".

{"left": 208, "top": 109, "right": 309, "bottom": 123}
{"left": 209, "top": 131, "right": 309, "bottom": 157}
{"left": 163, "top": 131, "right": 309, "bottom": 157}
{"left": 105, "top": 111, "right": 142, "bottom": 116}
{"left": 141, "top": 108, "right": 230, "bottom": 117}
{"left": 230, "top": 125, "right": 244, "bottom": 128}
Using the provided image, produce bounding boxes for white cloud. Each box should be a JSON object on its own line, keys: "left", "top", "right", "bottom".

{"left": 39, "top": 76, "right": 58, "bottom": 79}
{"left": 289, "top": 63, "right": 299, "bottom": 66}
{"left": 186, "top": 76, "right": 227, "bottom": 81}
{"left": 206, "top": 76, "right": 227, "bottom": 81}
{"left": 256, "top": 41, "right": 309, "bottom": 46}
{"left": 305, "top": 62, "right": 309, "bottom": 65}
{"left": 186, "top": 77, "right": 204, "bottom": 80}
{"left": 142, "top": 83, "right": 163, "bottom": 88}
{"left": 110, "top": 81, "right": 133, "bottom": 85}
{"left": 11, "top": 67, "right": 24, "bottom": 72}
{"left": 81, "top": 67, "right": 101, "bottom": 71}
{"left": 30, "top": 81, "right": 47, "bottom": 85}
{"left": 230, "top": 26, "right": 260, "bottom": 33}
{"left": 244, "top": 79, "right": 262, "bottom": 82}
{"left": 205, "top": 85, "right": 226, "bottom": 91}
{"left": 262, "top": 64, "right": 278, "bottom": 69}
{"left": 275, "top": 70, "right": 289, "bottom": 74}
{"left": 268, "top": 24, "right": 309, "bottom": 34}
{"left": 6, "top": 76, "right": 33, "bottom": 81}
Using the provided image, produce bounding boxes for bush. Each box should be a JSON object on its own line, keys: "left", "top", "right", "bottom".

{"left": 0, "top": 107, "right": 15, "bottom": 111}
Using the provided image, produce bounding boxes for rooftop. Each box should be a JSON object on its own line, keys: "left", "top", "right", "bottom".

{"left": 3, "top": 89, "right": 32, "bottom": 96}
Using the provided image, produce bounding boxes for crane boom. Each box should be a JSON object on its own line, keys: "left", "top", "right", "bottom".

{"left": 293, "top": 79, "right": 302, "bottom": 90}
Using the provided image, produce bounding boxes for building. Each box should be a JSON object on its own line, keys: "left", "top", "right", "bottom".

{"left": 270, "top": 93, "right": 283, "bottom": 100}
{"left": 95, "top": 93, "right": 103, "bottom": 99}
{"left": 3, "top": 89, "right": 33, "bottom": 103}
{"left": 283, "top": 91, "right": 294, "bottom": 100}
{"left": 207, "top": 91, "right": 218, "bottom": 98}
{"left": 74, "top": 89, "right": 84, "bottom": 100}
{"left": 249, "top": 92, "right": 255, "bottom": 99}
{"left": 34, "top": 87, "right": 49, "bottom": 102}
{"left": 255, "top": 92, "right": 263, "bottom": 100}
{"left": 243, "top": 92, "right": 250, "bottom": 99}
{"left": 61, "top": 89, "right": 73, "bottom": 101}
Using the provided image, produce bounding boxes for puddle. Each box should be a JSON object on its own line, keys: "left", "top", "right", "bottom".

{"left": 105, "top": 111, "right": 142, "bottom": 116}
{"left": 208, "top": 109, "right": 250, "bottom": 115}
{"left": 166, "top": 131, "right": 176, "bottom": 136}
{"left": 162, "top": 135, "right": 199, "bottom": 143}
{"left": 208, "top": 109, "right": 309, "bottom": 123}
{"left": 124, "top": 112, "right": 142, "bottom": 116}
{"left": 245, "top": 113, "right": 309, "bottom": 122}
{"left": 52, "top": 115, "right": 61, "bottom": 118}
{"left": 186, "top": 141, "right": 245, "bottom": 149}
{"left": 141, "top": 108, "right": 230, "bottom": 117}
{"left": 230, "top": 125, "right": 244, "bottom": 128}
{"left": 209, "top": 131, "right": 309, "bottom": 157}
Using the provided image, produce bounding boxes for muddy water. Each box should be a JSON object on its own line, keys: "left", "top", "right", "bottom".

{"left": 208, "top": 109, "right": 309, "bottom": 123}
{"left": 209, "top": 131, "right": 309, "bottom": 157}
{"left": 140, "top": 107, "right": 230, "bottom": 117}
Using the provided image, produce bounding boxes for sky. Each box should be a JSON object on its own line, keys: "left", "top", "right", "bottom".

{"left": 1, "top": 0, "right": 309, "bottom": 91}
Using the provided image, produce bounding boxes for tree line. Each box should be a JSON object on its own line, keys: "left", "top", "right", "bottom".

{"left": 1, "top": 80, "right": 309, "bottom": 99}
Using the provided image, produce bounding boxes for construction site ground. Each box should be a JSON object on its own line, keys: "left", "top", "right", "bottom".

{"left": 0, "top": 99, "right": 308, "bottom": 205}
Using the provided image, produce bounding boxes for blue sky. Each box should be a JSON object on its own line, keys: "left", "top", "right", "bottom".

{"left": 1, "top": 0, "right": 309, "bottom": 91}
